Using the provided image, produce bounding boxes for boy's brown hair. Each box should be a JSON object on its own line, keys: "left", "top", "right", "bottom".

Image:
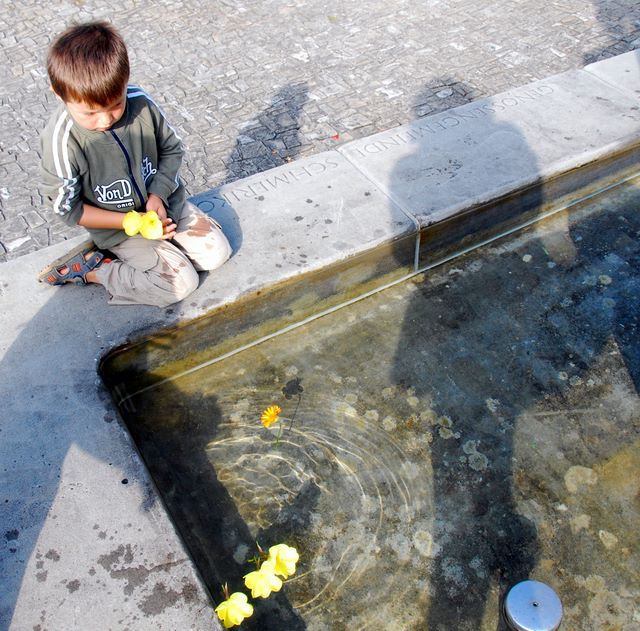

{"left": 47, "top": 21, "right": 129, "bottom": 106}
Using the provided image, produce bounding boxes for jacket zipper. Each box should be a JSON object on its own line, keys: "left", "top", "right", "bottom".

{"left": 110, "top": 130, "right": 146, "bottom": 208}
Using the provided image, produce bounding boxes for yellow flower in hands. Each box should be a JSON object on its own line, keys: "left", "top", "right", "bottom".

{"left": 139, "top": 210, "right": 164, "bottom": 240}
{"left": 244, "top": 559, "right": 283, "bottom": 598}
{"left": 122, "top": 210, "right": 143, "bottom": 236}
{"left": 268, "top": 543, "right": 299, "bottom": 578}
{"left": 260, "top": 405, "right": 282, "bottom": 428}
{"left": 215, "top": 592, "right": 254, "bottom": 629}
{"left": 122, "top": 210, "right": 163, "bottom": 239}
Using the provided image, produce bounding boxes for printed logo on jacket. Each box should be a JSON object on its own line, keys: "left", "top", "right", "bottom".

{"left": 94, "top": 179, "right": 135, "bottom": 208}
{"left": 141, "top": 157, "right": 157, "bottom": 182}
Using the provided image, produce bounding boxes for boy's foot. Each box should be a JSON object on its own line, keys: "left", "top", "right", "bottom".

{"left": 38, "top": 240, "right": 106, "bottom": 286}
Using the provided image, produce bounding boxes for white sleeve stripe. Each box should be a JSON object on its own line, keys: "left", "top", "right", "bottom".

{"left": 60, "top": 120, "right": 76, "bottom": 212}
{"left": 52, "top": 115, "right": 77, "bottom": 215}
{"left": 51, "top": 112, "right": 66, "bottom": 179}
{"left": 61, "top": 120, "right": 73, "bottom": 179}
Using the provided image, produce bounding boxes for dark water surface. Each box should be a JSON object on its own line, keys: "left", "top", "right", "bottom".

{"left": 106, "top": 182, "right": 640, "bottom": 630}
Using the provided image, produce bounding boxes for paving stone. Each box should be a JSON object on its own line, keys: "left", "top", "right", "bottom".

{"left": 21, "top": 209, "right": 45, "bottom": 228}
{"left": 0, "top": 215, "right": 27, "bottom": 241}
{"left": 4, "top": 234, "right": 33, "bottom": 253}
{"left": 28, "top": 225, "right": 50, "bottom": 248}
{"left": 0, "top": 1, "right": 638, "bottom": 253}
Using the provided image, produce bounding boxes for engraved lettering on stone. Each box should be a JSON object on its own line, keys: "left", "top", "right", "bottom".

{"left": 352, "top": 84, "right": 556, "bottom": 158}
{"left": 222, "top": 157, "right": 341, "bottom": 204}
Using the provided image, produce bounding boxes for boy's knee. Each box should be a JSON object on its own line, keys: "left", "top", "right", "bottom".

{"left": 199, "top": 230, "right": 232, "bottom": 271}
{"left": 149, "top": 263, "right": 199, "bottom": 307}
{"left": 163, "top": 264, "right": 199, "bottom": 305}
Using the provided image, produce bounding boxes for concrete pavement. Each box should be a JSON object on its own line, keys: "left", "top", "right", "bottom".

{"left": 1, "top": 0, "right": 640, "bottom": 260}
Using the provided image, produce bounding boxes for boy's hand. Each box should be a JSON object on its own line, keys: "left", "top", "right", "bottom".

{"left": 146, "top": 193, "right": 168, "bottom": 221}
{"left": 160, "top": 217, "right": 177, "bottom": 240}
{"left": 146, "top": 193, "right": 175, "bottom": 239}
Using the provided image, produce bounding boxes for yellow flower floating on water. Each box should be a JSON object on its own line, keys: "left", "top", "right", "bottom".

{"left": 268, "top": 543, "right": 299, "bottom": 578}
{"left": 260, "top": 404, "right": 282, "bottom": 428}
{"left": 244, "top": 559, "right": 283, "bottom": 598}
{"left": 215, "top": 592, "right": 254, "bottom": 629}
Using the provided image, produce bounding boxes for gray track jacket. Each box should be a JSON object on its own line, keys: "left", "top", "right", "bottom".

{"left": 40, "top": 86, "right": 186, "bottom": 249}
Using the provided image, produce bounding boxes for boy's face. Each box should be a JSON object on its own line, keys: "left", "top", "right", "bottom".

{"left": 64, "top": 90, "right": 127, "bottom": 132}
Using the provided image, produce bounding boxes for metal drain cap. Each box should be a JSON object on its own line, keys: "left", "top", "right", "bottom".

{"left": 504, "top": 580, "right": 563, "bottom": 631}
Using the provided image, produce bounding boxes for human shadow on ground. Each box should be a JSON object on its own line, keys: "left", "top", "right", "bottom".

{"left": 583, "top": 0, "right": 640, "bottom": 64}
{"left": 387, "top": 79, "right": 540, "bottom": 630}
{"left": 192, "top": 83, "right": 310, "bottom": 260}
{"left": 222, "top": 83, "right": 310, "bottom": 184}
{"left": 106, "top": 369, "right": 310, "bottom": 630}
{"left": 0, "top": 83, "right": 311, "bottom": 630}
{"left": 388, "top": 79, "right": 640, "bottom": 629}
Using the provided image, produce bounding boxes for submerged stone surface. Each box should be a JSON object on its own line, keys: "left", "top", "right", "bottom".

{"left": 114, "top": 181, "right": 640, "bottom": 630}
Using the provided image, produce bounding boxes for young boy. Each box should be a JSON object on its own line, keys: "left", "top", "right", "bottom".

{"left": 39, "top": 21, "right": 231, "bottom": 307}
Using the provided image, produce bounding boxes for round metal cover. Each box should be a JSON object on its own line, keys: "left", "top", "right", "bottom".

{"left": 504, "top": 580, "right": 563, "bottom": 631}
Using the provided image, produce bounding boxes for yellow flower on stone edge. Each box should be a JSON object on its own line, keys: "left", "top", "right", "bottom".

{"left": 260, "top": 405, "right": 282, "bottom": 428}
{"left": 244, "top": 559, "right": 283, "bottom": 599}
{"left": 268, "top": 543, "right": 299, "bottom": 579}
{"left": 215, "top": 592, "right": 254, "bottom": 629}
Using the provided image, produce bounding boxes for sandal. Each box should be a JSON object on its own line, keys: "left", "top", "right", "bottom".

{"left": 38, "top": 240, "right": 105, "bottom": 286}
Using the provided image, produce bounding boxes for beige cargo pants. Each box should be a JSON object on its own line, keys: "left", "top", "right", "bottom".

{"left": 96, "top": 201, "right": 232, "bottom": 307}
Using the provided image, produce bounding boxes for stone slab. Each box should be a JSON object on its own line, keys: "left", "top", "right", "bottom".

{"left": 190, "top": 149, "right": 415, "bottom": 304}
{"left": 0, "top": 238, "right": 221, "bottom": 630}
{"left": 584, "top": 49, "right": 640, "bottom": 100}
{"left": 338, "top": 70, "right": 640, "bottom": 229}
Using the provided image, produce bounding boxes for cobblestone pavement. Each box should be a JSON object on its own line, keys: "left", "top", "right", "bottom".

{"left": 1, "top": 0, "right": 639, "bottom": 261}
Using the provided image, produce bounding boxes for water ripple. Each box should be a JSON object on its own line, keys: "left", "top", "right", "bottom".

{"left": 204, "top": 390, "right": 435, "bottom": 628}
